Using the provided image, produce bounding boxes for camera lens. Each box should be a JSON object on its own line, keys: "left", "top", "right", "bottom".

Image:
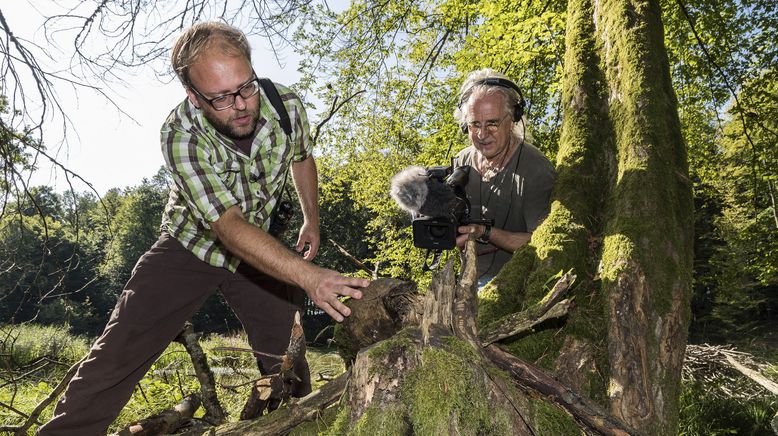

{"left": 429, "top": 224, "right": 448, "bottom": 238}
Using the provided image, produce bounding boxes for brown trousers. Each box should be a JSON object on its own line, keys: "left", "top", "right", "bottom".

{"left": 37, "top": 234, "right": 311, "bottom": 435}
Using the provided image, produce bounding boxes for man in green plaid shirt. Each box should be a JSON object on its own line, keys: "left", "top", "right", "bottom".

{"left": 39, "top": 22, "right": 369, "bottom": 435}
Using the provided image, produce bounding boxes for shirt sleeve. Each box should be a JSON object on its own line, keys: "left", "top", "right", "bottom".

{"left": 161, "top": 104, "right": 239, "bottom": 226}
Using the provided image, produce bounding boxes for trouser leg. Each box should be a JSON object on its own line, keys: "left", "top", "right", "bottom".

{"left": 37, "top": 235, "right": 225, "bottom": 436}
{"left": 222, "top": 264, "right": 312, "bottom": 398}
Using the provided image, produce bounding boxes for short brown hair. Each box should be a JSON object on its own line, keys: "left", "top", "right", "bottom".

{"left": 171, "top": 21, "right": 251, "bottom": 84}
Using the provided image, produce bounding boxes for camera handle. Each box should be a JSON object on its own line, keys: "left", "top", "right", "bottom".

{"left": 462, "top": 217, "right": 495, "bottom": 228}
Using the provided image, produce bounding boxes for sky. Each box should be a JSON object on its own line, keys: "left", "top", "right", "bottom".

{"left": 6, "top": 2, "right": 307, "bottom": 196}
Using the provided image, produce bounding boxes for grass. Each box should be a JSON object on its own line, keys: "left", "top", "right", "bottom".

{"left": 0, "top": 324, "right": 345, "bottom": 434}
{"left": 679, "top": 380, "right": 777, "bottom": 436}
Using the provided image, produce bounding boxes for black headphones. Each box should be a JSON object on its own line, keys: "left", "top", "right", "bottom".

{"left": 459, "top": 77, "right": 526, "bottom": 133}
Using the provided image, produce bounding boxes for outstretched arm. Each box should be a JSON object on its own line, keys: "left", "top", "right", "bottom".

{"left": 212, "top": 206, "right": 367, "bottom": 321}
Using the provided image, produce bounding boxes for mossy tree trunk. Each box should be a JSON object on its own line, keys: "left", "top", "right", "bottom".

{"left": 479, "top": 0, "right": 693, "bottom": 433}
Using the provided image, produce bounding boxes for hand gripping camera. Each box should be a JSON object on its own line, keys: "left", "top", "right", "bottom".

{"left": 390, "top": 164, "right": 494, "bottom": 250}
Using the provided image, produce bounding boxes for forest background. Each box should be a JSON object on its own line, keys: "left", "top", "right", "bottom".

{"left": 0, "top": 0, "right": 775, "bottom": 434}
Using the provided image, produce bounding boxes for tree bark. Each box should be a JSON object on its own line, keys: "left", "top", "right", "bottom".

{"left": 594, "top": 0, "right": 694, "bottom": 432}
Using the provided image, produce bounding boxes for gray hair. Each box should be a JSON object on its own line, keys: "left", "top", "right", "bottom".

{"left": 171, "top": 21, "right": 251, "bottom": 85}
{"left": 453, "top": 68, "right": 528, "bottom": 142}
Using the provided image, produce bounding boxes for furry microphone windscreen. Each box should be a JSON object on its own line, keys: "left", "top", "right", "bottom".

{"left": 390, "top": 166, "right": 458, "bottom": 217}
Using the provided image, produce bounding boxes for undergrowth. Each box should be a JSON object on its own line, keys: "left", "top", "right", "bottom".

{"left": 0, "top": 324, "right": 344, "bottom": 433}
{"left": 1, "top": 323, "right": 774, "bottom": 434}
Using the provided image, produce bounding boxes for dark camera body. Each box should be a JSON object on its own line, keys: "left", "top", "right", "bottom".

{"left": 268, "top": 200, "right": 294, "bottom": 237}
{"left": 413, "top": 215, "right": 460, "bottom": 249}
{"left": 412, "top": 165, "right": 483, "bottom": 250}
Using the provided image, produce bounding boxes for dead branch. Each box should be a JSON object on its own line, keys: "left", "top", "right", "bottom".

{"left": 327, "top": 238, "right": 373, "bottom": 276}
{"left": 479, "top": 272, "right": 576, "bottom": 345}
{"left": 724, "top": 353, "right": 778, "bottom": 396}
{"left": 240, "top": 311, "right": 307, "bottom": 420}
{"left": 175, "top": 322, "right": 227, "bottom": 425}
{"left": 0, "top": 355, "right": 86, "bottom": 436}
{"left": 483, "top": 344, "right": 638, "bottom": 436}
{"left": 684, "top": 344, "right": 778, "bottom": 399}
{"left": 111, "top": 394, "right": 201, "bottom": 436}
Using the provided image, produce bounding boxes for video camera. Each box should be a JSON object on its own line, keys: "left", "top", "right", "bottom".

{"left": 391, "top": 164, "right": 494, "bottom": 250}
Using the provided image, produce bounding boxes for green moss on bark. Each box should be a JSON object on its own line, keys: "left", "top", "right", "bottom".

{"left": 352, "top": 404, "right": 409, "bottom": 435}
{"left": 330, "top": 333, "right": 513, "bottom": 435}
{"left": 324, "top": 405, "right": 351, "bottom": 436}
{"left": 534, "top": 402, "right": 584, "bottom": 435}
{"left": 403, "top": 342, "right": 512, "bottom": 435}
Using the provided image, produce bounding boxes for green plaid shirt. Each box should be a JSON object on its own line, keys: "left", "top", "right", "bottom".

{"left": 160, "top": 82, "right": 311, "bottom": 271}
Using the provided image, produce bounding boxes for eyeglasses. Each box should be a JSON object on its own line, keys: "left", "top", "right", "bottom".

{"left": 465, "top": 113, "right": 511, "bottom": 134}
{"left": 188, "top": 74, "right": 261, "bottom": 111}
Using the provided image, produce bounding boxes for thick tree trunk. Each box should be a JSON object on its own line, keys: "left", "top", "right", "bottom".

{"left": 594, "top": 0, "right": 693, "bottom": 433}
{"left": 478, "top": 0, "right": 693, "bottom": 433}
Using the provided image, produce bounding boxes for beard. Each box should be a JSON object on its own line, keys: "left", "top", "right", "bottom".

{"left": 202, "top": 106, "right": 260, "bottom": 140}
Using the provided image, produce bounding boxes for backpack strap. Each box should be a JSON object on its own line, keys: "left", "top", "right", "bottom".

{"left": 258, "top": 78, "right": 292, "bottom": 137}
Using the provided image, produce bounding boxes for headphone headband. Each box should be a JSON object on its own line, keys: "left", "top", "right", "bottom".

{"left": 473, "top": 77, "right": 522, "bottom": 95}
{"left": 458, "top": 76, "right": 526, "bottom": 132}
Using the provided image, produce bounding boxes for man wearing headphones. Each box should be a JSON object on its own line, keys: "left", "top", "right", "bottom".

{"left": 453, "top": 68, "right": 556, "bottom": 286}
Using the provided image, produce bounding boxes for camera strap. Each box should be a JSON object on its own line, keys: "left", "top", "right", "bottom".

{"left": 258, "top": 78, "right": 295, "bottom": 230}
{"left": 422, "top": 249, "right": 444, "bottom": 271}
{"left": 258, "top": 78, "right": 292, "bottom": 136}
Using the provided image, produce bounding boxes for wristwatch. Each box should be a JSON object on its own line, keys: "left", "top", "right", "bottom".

{"left": 476, "top": 225, "right": 491, "bottom": 244}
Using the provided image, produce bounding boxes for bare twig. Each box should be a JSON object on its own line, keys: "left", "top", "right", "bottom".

{"left": 327, "top": 238, "right": 373, "bottom": 275}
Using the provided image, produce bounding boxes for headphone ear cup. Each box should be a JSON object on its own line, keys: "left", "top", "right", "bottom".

{"left": 514, "top": 100, "right": 525, "bottom": 121}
